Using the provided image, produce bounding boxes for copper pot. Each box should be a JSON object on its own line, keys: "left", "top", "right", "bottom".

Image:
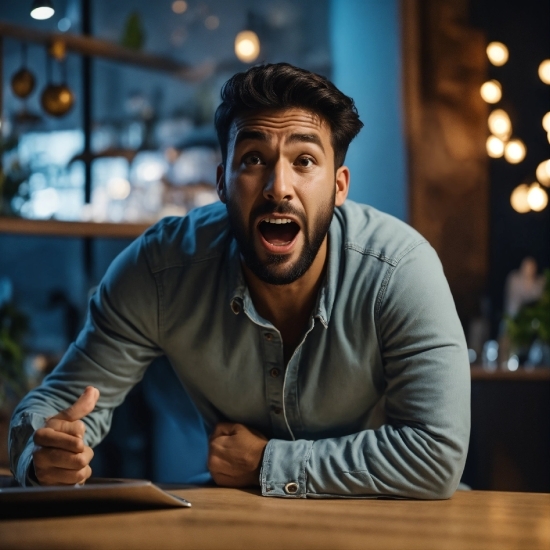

{"left": 41, "top": 83, "right": 75, "bottom": 117}
{"left": 11, "top": 68, "right": 36, "bottom": 99}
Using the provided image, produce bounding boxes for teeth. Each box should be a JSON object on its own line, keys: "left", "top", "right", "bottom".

{"left": 263, "top": 218, "right": 293, "bottom": 224}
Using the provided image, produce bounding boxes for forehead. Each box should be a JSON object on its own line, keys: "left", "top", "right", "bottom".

{"left": 229, "top": 108, "right": 331, "bottom": 143}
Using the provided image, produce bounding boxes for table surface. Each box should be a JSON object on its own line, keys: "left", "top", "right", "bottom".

{"left": 1, "top": 487, "right": 549, "bottom": 550}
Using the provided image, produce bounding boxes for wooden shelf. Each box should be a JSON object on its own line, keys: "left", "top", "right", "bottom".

{"left": 0, "top": 21, "right": 213, "bottom": 81}
{"left": 0, "top": 217, "right": 150, "bottom": 239}
{"left": 470, "top": 366, "right": 550, "bottom": 381}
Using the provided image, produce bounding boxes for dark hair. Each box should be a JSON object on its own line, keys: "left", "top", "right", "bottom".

{"left": 214, "top": 63, "right": 363, "bottom": 168}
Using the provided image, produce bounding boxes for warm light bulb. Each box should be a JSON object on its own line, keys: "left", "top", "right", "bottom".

{"left": 542, "top": 112, "right": 550, "bottom": 132}
{"left": 172, "top": 0, "right": 187, "bottom": 14}
{"left": 235, "top": 30, "right": 260, "bottom": 63}
{"left": 504, "top": 139, "right": 526, "bottom": 164}
{"left": 527, "top": 183, "right": 548, "bottom": 211}
{"left": 510, "top": 184, "right": 530, "bottom": 213}
{"left": 536, "top": 160, "right": 550, "bottom": 186}
{"left": 539, "top": 60, "right": 550, "bottom": 85}
{"left": 480, "top": 80, "right": 502, "bottom": 103}
{"left": 488, "top": 109, "right": 512, "bottom": 140}
{"left": 486, "top": 42, "right": 509, "bottom": 66}
{"left": 486, "top": 135, "right": 504, "bottom": 158}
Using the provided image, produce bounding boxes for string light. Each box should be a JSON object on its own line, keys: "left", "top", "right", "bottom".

{"left": 486, "top": 42, "right": 509, "bottom": 66}
{"left": 504, "top": 139, "right": 526, "bottom": 164}
{"left": 538, "top": 60, "right": 550, "bottom": 85}
{"left": 486, "top": 136, "right": 505, "bottom": 158}
{"left": 510, "top": 184, "right": 530, "bottom": 213}
{"left": 480, "top": 80, "right": 502, "bottom": 103}
{"left": 535, "top": 160, "right": 550, "bottom": 186}
{"left": 488, "top": 109, "right": 512, "bottom": 140}
{"left": 527, "top": 183, "right": 548, "bottom": 211}
{"left": 235, "top": 30, "right": 260, "bottom": 63}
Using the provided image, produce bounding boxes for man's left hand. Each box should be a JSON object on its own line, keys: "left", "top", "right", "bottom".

{"left": 208, "top": 423, "right": 268, "bottom": 487}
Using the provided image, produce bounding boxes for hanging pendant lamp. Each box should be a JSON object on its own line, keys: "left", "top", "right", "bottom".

{"left": 30, "top": 0, "right": 55, "bottom": 20}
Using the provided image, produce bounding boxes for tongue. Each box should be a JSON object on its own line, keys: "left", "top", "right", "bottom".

{"left": 260, "top": 223, "right": 298, "bottom": 245}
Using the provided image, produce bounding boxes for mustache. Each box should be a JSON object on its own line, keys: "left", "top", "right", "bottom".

{"left": 250, "top": 201, "right": 305, "bottom": 225}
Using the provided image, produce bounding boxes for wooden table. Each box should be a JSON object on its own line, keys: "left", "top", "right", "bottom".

{"left": 1, "top": 487, "right": 549, "bottom": 549}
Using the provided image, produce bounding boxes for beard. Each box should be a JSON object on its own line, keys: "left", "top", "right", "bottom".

{"left": 226, "top": 187, "right": 335, "bottom": 286}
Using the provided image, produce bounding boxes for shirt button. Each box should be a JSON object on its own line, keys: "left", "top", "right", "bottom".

{"left": 231, "top": 301, "right": 241, "bottom": 315}
{"left": 264, "top": 332, "right": 273, "bottom": 341}
{"left": 284, "top": 482, "right": 299, "bottom": 495}
{"left": 272, "top": 407, "right": 282, "bottom": 415}
{"left": 270, "top": 368, "right": 280, "bottom": 378}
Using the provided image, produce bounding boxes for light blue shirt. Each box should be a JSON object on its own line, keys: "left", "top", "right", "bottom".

{"left": 10, "top": 200, "right": 470, "bottom": 498}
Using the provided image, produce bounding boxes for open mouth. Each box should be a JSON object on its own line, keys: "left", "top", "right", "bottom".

{"left": 258, "top": 217, "right": 300, "bottom": 247}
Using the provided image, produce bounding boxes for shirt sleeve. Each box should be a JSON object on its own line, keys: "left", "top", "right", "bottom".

{"left": 9, "top": 235, "right": 163, "bottom": 486}
{"left": 260, "top": 242, "right": 471, "bottom": 499}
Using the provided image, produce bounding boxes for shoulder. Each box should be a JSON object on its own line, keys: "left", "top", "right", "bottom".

{"left": 335, "top": 200, "right": 428, "bottom": 266}
{"left": 140, "top": 202, "right": 230, "bottom": 272}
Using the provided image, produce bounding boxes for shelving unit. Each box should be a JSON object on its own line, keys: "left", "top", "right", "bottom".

{"left": 0, "top": 217, "right": 150, "bottom": 239}
{"left": 0, "top": 21, "right": 212, "bottom": 81}
{"left": 470, "top": 366, "right": 550, "bottom": 381}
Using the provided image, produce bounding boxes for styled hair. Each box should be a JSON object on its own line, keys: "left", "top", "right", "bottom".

{"left": 214, "top": 63, "right": 363, "bottom": 168}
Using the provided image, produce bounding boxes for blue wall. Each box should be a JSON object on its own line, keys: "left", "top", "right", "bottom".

{"left": 330, "top": 0, "right": 407, "bottom": 220}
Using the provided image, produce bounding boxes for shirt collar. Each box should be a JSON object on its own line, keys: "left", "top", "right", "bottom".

{"left": 227, "top": 213, "right": 343, "bottom": 328}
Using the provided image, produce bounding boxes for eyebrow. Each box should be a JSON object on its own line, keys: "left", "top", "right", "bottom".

{"left": 286, "top": 133, "right": 325, "bottom": 153}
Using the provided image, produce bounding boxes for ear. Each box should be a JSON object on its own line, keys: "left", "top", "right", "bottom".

{"left": 334, "top": 165, "right": 350, "bottom": 207}
{"left": 216, "top": 164, "right": 226, "bottom": 203}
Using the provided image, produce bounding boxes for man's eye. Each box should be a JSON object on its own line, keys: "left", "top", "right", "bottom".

{"left": 244, "top": 154, "right": 263, "bottom": 165}
{"left": 296, "top": 156, "right": 314, "bottom": 167}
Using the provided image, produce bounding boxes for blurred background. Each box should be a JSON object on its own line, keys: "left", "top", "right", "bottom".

{"left": 0, "top": 0, "right": 548, "bottom": 491}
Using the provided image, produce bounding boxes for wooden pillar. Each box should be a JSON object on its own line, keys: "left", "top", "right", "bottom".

{"left": 401, "top": 0, "right": 490, "bottom": 325}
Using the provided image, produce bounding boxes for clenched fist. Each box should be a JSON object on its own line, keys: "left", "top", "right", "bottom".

{"left": 208, "top": 423, "right": 268, "bottom": 487}
{"left": 32, "top": 386, "right": 99, "bottom": 486}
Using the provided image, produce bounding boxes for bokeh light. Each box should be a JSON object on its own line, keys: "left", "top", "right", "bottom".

{"left": 527, "top": 183, "right": 548, "bottom": 212}
{"left": 488, "top": 109, "right": 512, "bottom": 140}
{"left": 172, "top": 1, "right": 187, "bottom": 14}
{"left": 542, "top": 112, "right": 550, "bottom": 132}
{"left": 538, "top": 60, "right": 550, "bottom": 84}
{"left": 480, "top": 80, "right": 502, "bottom": 103}
{"left": 510, "top": 184, "right": 530, "bottom": 213}
{"left": 504, "top": 139, "right": 526, "bottom": 164}
{"left": 535, "top": 160, "right": 550, "bottom": 186}
{"left": 235, "top": 31, "right": 260, "bottom": 63}
{"left": 107, "top": 177, "right": 131, "bottom": 200}
{"left": 486, "top": 42, "right": 509, "bottom": 66}
{"left": 486, "top": 135, "right": 504, "bottom": 158}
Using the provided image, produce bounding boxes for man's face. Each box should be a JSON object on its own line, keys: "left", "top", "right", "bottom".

{"left": 217, "top": 108, "right": 349, "bottom": 285}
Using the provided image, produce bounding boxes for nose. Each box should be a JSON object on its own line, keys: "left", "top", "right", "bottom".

{"left": 263, "top": 160, "right": 293, "bottom": 202}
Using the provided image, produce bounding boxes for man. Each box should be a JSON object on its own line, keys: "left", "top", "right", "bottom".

{"left": 10, "top": 63, "right": 470, "bottom": 498}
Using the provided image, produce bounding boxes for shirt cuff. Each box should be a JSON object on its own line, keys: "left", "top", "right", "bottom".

{"left": 260, "top": 438, "right": 313, "bottom": 498}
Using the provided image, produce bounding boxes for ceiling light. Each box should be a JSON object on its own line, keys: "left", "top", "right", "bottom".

{"left": 30, "top": 0, "right": 55, "bottom": 20}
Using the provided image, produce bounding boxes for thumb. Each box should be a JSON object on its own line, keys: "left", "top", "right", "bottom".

{"left": 51, "top": 386, "right": 100, "bottom": 422}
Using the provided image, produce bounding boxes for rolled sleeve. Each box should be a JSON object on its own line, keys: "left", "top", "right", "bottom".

{"left": 260, "top": 438, "right": 313, "bottom": 498}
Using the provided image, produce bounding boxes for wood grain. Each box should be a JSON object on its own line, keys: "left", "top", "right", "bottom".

{"left": 0, "top": 488, "right": 548, "bottom": 550}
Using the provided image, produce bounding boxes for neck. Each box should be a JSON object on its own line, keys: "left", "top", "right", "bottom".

{"left": 242, "top": 237, "right": 328, "bottom": 332}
